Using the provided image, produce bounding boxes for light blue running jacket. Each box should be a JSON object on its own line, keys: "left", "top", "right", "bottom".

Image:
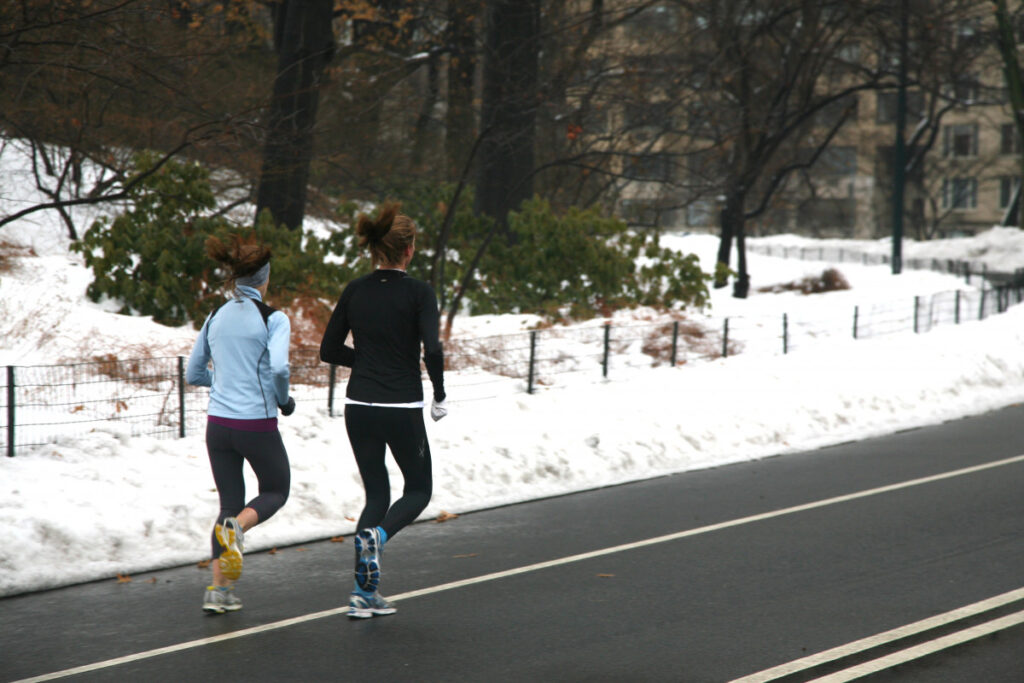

{"left": 186, "top": 285, "right": 291, "bottom": 419}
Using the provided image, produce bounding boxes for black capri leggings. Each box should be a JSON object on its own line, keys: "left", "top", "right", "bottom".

{"left": 344, "top": 404, "right": 433, "bottom": 540}
{"left": 206, "top": 422, "right": 290, "bottom": 558}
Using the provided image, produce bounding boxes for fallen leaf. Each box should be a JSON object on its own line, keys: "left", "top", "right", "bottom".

{"left": 596, "top": 574, "right": 615, "bottom": 578}
{"left": 70, "top": 405, "right": 85, "bottom": 413}
{"left": 269, "top": 548, "right": 278, "bottom": 555}
{"left": 344, "top": 516, "right": 356, "bottom": 522}
{"left": 435, "top": 510, "right": 459, "bottom": 523}
{"left": 295, "top": 547, "right": 310, "bottom": 552}
{"left": 330, "top": 536, "right": 346, "bottom": 543}
{"left": 116, "top": 573, "right": 132, "bottom": 583}
{"left": 453, "top": 553, "right": 478, "bottom": 559}
{"left": 147, "top": 577, "right": 157, "bottom": 584}
{"left": 196, "top": 559, "right": 211, "bottom": 569}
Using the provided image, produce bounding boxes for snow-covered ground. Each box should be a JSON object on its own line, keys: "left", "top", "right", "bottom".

{"left": 3, "top": 144, "right": 1024, "bottom": 597}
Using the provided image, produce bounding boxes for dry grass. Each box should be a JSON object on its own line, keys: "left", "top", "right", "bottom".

{"left": 758, "top": 268, "right": 850, "bottom": 295}
{"left": 641, "top": 316, "right": 742, "bottom": 366}
{"left": 0, "top": 240, "right": 36, "bottom": 274}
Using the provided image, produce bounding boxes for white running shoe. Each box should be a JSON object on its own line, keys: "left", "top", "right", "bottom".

{"left": 202, "top": 585, "right": 243, "bottom": 614}
{"left": 216, "top": 517, "right": 244, "bottom": 581}
{"left": 347, "top": 591, "right": 396, "bottom": 619}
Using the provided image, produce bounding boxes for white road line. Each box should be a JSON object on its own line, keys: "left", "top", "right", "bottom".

{"left": 806, "top": 609, "right": 1024, "bottom": 683}
{"left": 730, "top": 587, "right": 1024, "bottom": 682}
{"left": 16, "top": 452, "right": 1024, "bottom": 683}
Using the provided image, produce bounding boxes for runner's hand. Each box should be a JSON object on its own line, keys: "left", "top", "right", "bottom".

{"left": 430, "top": 398, "right": 448, "bottom": 422}
{"left": 279, "top": 397, "right": 296, "bottom": 416}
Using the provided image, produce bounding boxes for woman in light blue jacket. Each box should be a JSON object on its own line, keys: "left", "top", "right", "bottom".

{"left": 186, "top": 235, "right": 294, "bottom": 614}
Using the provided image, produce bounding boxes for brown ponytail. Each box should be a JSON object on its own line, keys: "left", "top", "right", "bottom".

{"left": 356, "top": 201, "right": 416, "bottom": 267}
{"left": 205, "top": 233, "right": 272, "bottom": 290}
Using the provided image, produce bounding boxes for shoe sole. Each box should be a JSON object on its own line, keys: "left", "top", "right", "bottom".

{"left": 347, "top": 607, "right": 396, "bottom": 619}
{"left": 202, "top": 602, "right": 242, "bottom": 614}
{"left": 216, "top": 521, "right": 243, "bottom": 581}
{"left": 354, "top": 530, "right": 381, "bottom": 593}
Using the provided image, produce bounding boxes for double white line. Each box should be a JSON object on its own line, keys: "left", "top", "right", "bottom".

{"left": 732, "top": 587, "right": 1024, "bottom": 682}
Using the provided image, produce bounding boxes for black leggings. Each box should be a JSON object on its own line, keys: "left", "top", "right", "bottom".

{"left": 344, "top": 404, "right": 433, "bottom": 541}
{"left": 206, "top": 422, "right": 290, "bottom": 558}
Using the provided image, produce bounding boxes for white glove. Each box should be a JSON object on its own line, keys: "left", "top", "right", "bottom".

{"left": 430, "top": 398, "right": 448, "bottom": 422}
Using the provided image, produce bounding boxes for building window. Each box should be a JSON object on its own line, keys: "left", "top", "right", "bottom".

{"left": 952, "top": 75, "right": 980, "bottom": 103}
{"left": 1001, "top": 123, "right": 1022, "bottom": 155}
{"left": 623, "top": 154, "right": 672, "bottom": 182}
{"left": 942, "top": 177, "right": 978, "bottom": 210}
{"left": 876, "top": 90, "right": 923, "bottom": 123}
{"left": 686, "top": 199, "right": 713, "bottom": 227}
{"left": 999, "top": 176, "right": 1021, "bottom": 208}
{"left": 620, "top": 199, "right": 666, "bottom": 227}
{"left": 625, "top": 4, "right": 680, "bottom": 36}
{"left": 942, "top": 124, "right": 978, "bottom": 158}
{"left": 811, "top": 146, "right": 857, "bottom": 176}
{"left": 623, "top": 101, "right": 674, "bottom": 131}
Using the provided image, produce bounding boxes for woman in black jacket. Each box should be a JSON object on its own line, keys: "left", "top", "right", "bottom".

{"left": 320, "top": 203, "right": 447, "bottom": 619}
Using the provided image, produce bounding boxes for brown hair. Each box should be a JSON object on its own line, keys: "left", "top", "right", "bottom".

{"left": 205, "top": 233, "right": 272, "bottom": 290}
{"left": 356, "top": 201, "right": 416, "bottom": 267}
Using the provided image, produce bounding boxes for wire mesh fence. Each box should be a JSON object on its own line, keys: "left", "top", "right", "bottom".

{"left": 3, "top": 282, "right": 1022, "bottom": 456}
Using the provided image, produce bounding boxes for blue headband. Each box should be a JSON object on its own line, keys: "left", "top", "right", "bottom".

{"left": 236, "top": 262, "right": 270, "bottom": 288}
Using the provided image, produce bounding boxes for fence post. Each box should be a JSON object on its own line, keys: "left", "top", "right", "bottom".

{"left": 782, "top": 313, "right": 789, "bottom": 354}
{"left": 177, "top": 357, "right": 186, "bottom": 438}
{"left": 601, "top": 323, "right": 611, "bottom": 378}
{"left": 527, "top": 330, "right": 537, "bottom": 394}
{"left": 913, "top": 296, "right": 920, "bottom": 334}
{"left": 670, "top": 321, "right": 679, "bottom": 367}
{"left": 6, "top": 366, "right": 13, "bottom": 458}
{"left": 722, "top": 318, "right": 730, "bottom": 358}
{"left": 979, "top": 288, "right": 987, "bottom": 320}
{"left": 853, "top": 306, "right": 859, "bottom": 339}
{"left": 328, "top": 364, "right": 337, "bottom": 416}
{"left": 955, "top": 290, "right": 961, "bottom": 324}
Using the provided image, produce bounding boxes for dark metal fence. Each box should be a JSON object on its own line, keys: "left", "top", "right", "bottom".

{"left": 3, "top": 284, "right": 1022, "bottom": 456}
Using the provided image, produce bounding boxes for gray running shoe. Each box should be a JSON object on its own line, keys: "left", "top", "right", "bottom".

{"left": 202, "top": 585, "right": 243, "bottom": 614}
{"left": 347, "top": 591, "right": 396, "bottom": 619}
{"left": 216, "top": 517, "right": 244, "bottom": 581}
{"left": 354, "top": 527, "right": 383, "bottom": 593}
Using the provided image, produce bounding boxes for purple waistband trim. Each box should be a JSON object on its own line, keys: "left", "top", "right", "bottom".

{"left": 208, "top": 416, "right": 279, "bottom": 432}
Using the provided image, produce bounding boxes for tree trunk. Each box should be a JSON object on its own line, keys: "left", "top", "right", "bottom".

{"left": 411, "top": 56, "right": 440, "bottom": 171}
{"left": 446, "top": 0, "right": 479, "bottom": 181}
{"left": 254, "top": 0, "right": 334, "bottom": 231}
{"left": 475, "top": 0, "right": 541, "bottom": 228}
{"left": 994, "top": 0, "right": 1024, "bottom": 229}
{"left": 733, "top": 219, "right": 750, "bottom": 299}
{"left": 715, "top": 206, "right": 733, "bottom": 288}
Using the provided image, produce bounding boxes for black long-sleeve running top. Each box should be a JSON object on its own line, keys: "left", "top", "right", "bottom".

{"left": 319, "top": 269, "right": 445, "bottom": 404}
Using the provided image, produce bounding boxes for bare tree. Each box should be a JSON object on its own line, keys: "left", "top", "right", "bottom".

{"left": 0, "top": 0, "right": 273, "bottom": 235}
{"left": 664, "top": 1, "right": 892, "bottom": 298}
{"left": 254, "top": 0, "right": 335, "bottom": 230}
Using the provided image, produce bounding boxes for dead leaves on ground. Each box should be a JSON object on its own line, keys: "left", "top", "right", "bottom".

{"left": 435, "top": 510, "right": 458, "bottom": 523}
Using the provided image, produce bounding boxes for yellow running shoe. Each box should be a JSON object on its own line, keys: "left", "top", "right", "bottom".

{"left": 215, "top": 517, "right": 244, "bottom": 581}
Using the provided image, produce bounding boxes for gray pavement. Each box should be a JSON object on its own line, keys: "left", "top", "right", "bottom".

{"left": 2, "top": 404, "right": 1023, "bottom": 682}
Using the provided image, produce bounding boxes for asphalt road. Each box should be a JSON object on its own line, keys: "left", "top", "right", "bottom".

{"left": 2, "top": 403, "right": 1023, "bottom": 682}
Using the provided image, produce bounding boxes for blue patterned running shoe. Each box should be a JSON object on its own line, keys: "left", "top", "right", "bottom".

{"left": 354, "top": 527, "right": 383, "bottom": 593}
{"left": 348, "top": 591, "right": 396, "bottom": 619}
